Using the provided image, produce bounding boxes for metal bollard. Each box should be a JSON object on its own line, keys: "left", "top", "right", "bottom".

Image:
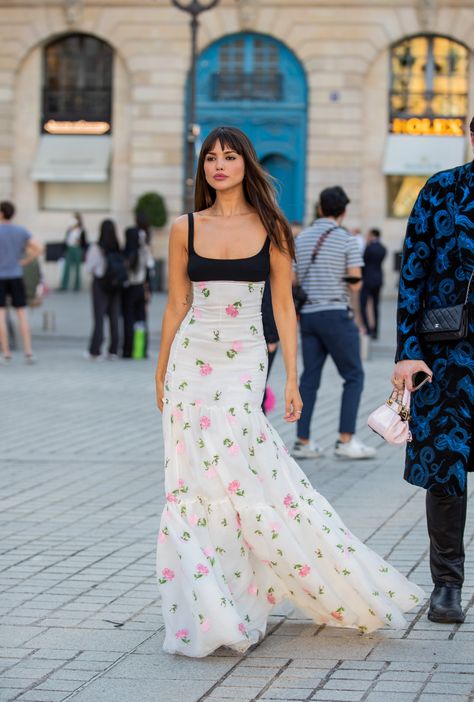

{"left": 360, "top": 332, "right": 371, "bottom": 361}
{"left": 42, "top": 310, "right": 56, "bottom": 332}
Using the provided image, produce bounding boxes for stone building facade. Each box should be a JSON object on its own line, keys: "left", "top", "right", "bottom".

{"left": 0, "top": 0, "right": 473, "bottom": 288}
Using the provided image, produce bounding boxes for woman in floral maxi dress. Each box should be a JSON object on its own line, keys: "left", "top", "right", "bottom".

{"left": 155, "top": 126, "right": 424, "bottom": 658}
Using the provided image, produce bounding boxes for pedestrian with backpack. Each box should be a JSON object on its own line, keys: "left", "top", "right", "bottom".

{"left": 84, "top": 219, "right": 126, "bottom": 360}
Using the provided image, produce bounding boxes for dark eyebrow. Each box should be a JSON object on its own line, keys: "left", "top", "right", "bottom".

{"left": 206, "top": 149, "right": 238, "bottom": 155}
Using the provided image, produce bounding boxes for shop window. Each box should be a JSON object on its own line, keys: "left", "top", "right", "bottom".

{"left": 390, "top": 35, "right": 468, "bottom": 127}
{"left": 386, "top": 175, "right": 428, "bottom": 219}
{"left": 43, "top": 33, "right": 113, "bottom": 134}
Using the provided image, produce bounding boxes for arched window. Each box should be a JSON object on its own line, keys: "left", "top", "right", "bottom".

{"left": 390, "top": 35, "right": 468, "bottom": 125}
{"left": 42, "top": 33, "right": 113, "bottom": 133}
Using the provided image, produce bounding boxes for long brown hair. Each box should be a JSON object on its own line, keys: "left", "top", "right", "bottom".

{"left": 194, "top": 126, "right": 295, "bottom": 258}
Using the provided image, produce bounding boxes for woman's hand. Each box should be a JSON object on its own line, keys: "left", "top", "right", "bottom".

{"left": 284, "top": 380, "right": 303, "bottom": 422}
{"left": 391, "top": 359, "right": 433, "bottom": 392}
{"left": 156, "top": 374, "right": 165, "bottom": 412}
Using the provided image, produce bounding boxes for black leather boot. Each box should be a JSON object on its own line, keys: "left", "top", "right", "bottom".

{"left": 428, "top": 584, "right": 465, "bottom": 623}
{"left": 426, "top": 487, "right": 467, "bottom": 624}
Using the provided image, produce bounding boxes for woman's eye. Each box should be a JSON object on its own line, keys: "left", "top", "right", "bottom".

{"left": 226, "top": 156, "right": 236, "bottom": 160}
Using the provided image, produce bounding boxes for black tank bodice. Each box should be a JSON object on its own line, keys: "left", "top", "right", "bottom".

{"left": 187, "top": 213, "right": 270, "bottom": 282}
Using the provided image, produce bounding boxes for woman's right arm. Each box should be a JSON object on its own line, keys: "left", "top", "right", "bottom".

{"left": 155, "top": 216, "right": 192, "bottom": 411}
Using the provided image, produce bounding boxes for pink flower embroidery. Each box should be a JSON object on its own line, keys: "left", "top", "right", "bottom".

{"left": 240, "top": 373, "right": 252, "bottom": 384}
{"left": 175, "top": 628, "right": 189, "bottom": 639}
{"left": 202, "top": 546, "right": 214, "bottom": 558}
{"left": 161, "top": 568, "right": 175, "bottom": 581}
{"left": 226, "top": 304, "right": 239, "bottom": 318}
{"left": 178, "top": 478, "right": 185, "bottom": 488}
{"left": 206, "top": 467, "right": 217, "bottom": 478}
{"left": 283, "top": 494, "right": 293, "bottom": 507}
{"left": 299, "top": 565, "right": 311, "bottom": 577}
{"left": 166, "top": 492, "right": 178, "bottom": 503}
{"left": 199, "top": 362, "right": 212, "bottom": 376}
{"left": 238, "top": 622, "right": 247, "bottom": 634}
{"left": 267, "top": 593, "right": 276, "bottom": 605}
{"left": 258, "top": 432, "right": 267, "bottom": 442}
{"left": 200, "top": 619, "right": 210, "bottom": 632}
{"left": 158, "top": 531, "right": 167, "bottom": 543}
{"left": 231, "top": 340, "right": 243, "bottom": 353}
{"left": 197, "top": 282, "right": 207, "bottom": 290}
{"left": 172, "top": 407, "right": 183, "bottom": 420}
{"left": 331, "top": 610, "right": 344, "bottom": 621}
{"left": 199, "top": 415, "right": 211, "bottom": 429}
{"left": 196, "top": 563, "right": 209, "bottom": 575}
{"left": 188, "top": 514, "right": 199, "bottom": 526}
{"left": 288, "top": 508, "right": 298, "bottom": 519}
{"left": 269, "top": 521, "right": 281, "bottom": 533}
{"left": 228, "top": 480, "right": 240, "bottom": 494}
{"left": 175, "top": 441, "right": 185, "bottom": 455}
{"left": 228, "top": 444, "right": 240, "bottom": 456}
{"left": 194, "top": 399, "right": 203, "bottom": 408}
{"left": 193, "top": 307, "right": 202, "bottom": 319}
{"left": 226, "top": 413, "right": 237, "bottom": 425}
{"left": 248, "top": 583, "right": 258, "bottom": 596}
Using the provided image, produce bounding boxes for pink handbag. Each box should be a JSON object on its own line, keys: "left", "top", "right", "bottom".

{"left": 367, "top": 387, "right": 412, "bottom": 445}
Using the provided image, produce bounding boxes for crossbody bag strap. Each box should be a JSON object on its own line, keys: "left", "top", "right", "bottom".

{"left": 299, "top": 225, "right": 338, "bottom": 287}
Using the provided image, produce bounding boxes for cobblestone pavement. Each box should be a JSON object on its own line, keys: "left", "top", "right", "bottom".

{"left": 1, "top": 292, "right": 473, "bottom": 702}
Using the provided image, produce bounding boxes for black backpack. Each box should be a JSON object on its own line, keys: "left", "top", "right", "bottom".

{"left": 101, "top": 252, "right": 128, "bottom": 291}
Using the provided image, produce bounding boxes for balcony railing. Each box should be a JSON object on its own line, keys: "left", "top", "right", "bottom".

{"left": 42, "top": 87, "right": 112, "bottom": 126}
{"left": 210, "top": 72, "right": 283, "bottom": 101}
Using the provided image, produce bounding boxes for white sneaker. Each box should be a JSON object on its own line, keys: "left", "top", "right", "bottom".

{"left": 291, "top": 440, "right": 324, "bottom": 459}
{"left": 334, "top": 436, "right": 376, "bottom": 459}
{"left": 83, "top": 351, "right": 104, "bottom": 361}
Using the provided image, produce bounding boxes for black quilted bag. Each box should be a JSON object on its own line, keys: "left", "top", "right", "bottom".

{"left": 418, "top": 271, "right": 473, "bottom": 342}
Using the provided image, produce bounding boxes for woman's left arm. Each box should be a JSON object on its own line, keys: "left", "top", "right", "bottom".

{"left": 269, "top": 243, "right": 303, "bottom": 422}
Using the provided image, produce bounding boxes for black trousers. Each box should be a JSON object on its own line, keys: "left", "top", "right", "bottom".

{"left": 89, "top": 278, "right": 120, "bottom": 356}
{"left": 122, "top": 284, "right": 146, "bottom": 358}
{"left": 426, "top": 485, "right": 468, "bottom": 587}
{"left": 360, "top": 283, "right": 381, "bottom": 338}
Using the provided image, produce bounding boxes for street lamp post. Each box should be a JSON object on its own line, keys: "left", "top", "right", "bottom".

{"left": 171, "top": 0, "right": 220, "bottom": 212}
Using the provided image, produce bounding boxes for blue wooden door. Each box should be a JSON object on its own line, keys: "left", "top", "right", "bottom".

{"left": 194, "top": 33, "right": 308, "bottom": 223}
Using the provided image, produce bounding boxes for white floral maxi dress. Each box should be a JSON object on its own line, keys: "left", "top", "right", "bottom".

{"left": 157, "top": 280, "right": 424, "bottom": 657}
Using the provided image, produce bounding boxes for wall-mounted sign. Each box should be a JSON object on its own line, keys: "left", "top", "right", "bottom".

{"left": 391, "top": 117, "right": 464, "bottom": 137}
{"left": 44, "top": 120, "right": 111, "bottom": 135}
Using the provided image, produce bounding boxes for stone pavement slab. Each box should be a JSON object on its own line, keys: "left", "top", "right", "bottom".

{"left": 1, "top": 294, "right": 473, "bottom": 702}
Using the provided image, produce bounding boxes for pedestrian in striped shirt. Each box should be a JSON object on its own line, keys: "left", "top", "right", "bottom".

{"left": 292, "top": 186, "right": 376, "bottom": 460}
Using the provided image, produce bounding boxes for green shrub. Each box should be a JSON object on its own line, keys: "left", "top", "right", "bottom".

{"left": 134, "top": 192, "right": 168, "bottom": 228}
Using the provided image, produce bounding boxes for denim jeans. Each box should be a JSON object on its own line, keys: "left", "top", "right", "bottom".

{"left": 297, "top": 309, "right": 364, "bottom": 439}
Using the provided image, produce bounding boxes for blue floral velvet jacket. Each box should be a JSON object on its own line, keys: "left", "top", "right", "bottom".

{"left": 396, "top": 161, "right": 473, "bottom": 495}
{"left": 396, "top": 161, "right": 474, "bottom": 363}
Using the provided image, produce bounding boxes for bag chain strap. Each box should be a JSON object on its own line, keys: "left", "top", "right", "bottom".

{"left": 463, "top": 270, "right": 474, "bottom": 305}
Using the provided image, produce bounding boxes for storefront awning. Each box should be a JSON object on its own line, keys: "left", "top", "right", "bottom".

{"left": 383, "top": 135, "right": 467, "bottom": 175}
{"left": 31, "top": 135, "right": 111, "bottom": 182}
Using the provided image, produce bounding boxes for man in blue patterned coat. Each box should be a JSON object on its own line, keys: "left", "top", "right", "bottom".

{"left": 392, "top": 116, "right": 474, "bottom": 624}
